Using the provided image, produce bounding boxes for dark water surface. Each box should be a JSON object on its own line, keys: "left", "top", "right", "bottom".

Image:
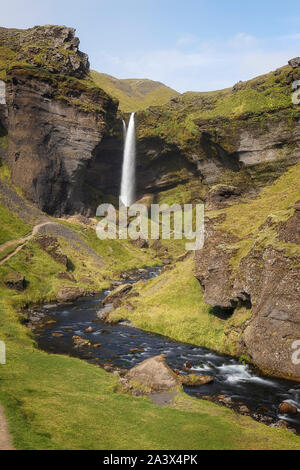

{"left": 34, "top": 267, "right": 300, "bottom": 432}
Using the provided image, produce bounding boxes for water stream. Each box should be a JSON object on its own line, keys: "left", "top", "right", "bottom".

{"left": 31, "top": 267, "right": 300, "bottom": 433}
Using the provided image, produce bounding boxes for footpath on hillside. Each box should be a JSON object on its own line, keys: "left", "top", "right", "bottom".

{"left": 0, "top": 406, "right": 14, "bottom": 450}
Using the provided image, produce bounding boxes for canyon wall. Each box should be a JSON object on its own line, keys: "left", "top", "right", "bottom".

{"left": 0, "top": 26, "right": 118, "bottom": 215}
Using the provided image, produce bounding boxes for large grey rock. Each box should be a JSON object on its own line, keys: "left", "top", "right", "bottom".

{"left": 126, "top": 354, "right": 181, "bottom": 392}
{"left": 288, "top": 57, "right": 300, "bottom": 68}
{"left": 57, "top": 286, "right": 84, "bottom": 303}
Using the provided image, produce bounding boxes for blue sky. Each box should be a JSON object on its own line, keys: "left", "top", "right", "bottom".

{"left": 1, "top": 0, "right": 300, "bottom": 92}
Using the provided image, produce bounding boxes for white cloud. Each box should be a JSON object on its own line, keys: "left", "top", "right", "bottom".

{"left": 228, "top": 32, "right": 258, "bottom": 49}
{"left": 92, "top": 32, "right": 300, "bottom": 92}
{"left": 177, "top": 33, "right": 198, "bottom": 46}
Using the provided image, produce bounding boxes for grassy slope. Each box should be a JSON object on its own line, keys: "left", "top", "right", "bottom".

{"left": 109, "top": 257, "right": 250, "bottom": 356}
{"left": 211, "top": 161, "right": 300, "bottom": 269}
{"left": 137, "top": 64, "right": 300, "bottom": 151}
{"left": 90, "top": 70, "right": 179, "bottom": 112}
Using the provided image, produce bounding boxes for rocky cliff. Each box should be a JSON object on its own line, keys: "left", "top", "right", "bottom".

{"left": 135, "top": 64, "right": 300, "bottom": 198}
{"left": 0, "top": 25, "right": 118, "bottom": 215}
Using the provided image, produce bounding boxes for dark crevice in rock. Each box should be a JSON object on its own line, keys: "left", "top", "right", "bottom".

{"left": 209, "top": 305, "right": 235, "bottom": 320}
{"left": 209, "top": 293, "right": 251, "bottom": 320}
{"left": 236, "top": 292, "right": 252, "bottom": 310}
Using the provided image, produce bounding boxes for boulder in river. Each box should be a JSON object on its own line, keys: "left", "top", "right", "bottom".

{"left": 279, "top": 402, "right": 298, "bottom": 415}
{"left": 126, "top": 354, "right": 181, "bottom": 392}
{"left": 179, "top": 374, "right": 213, "bottom": 386}
{"left": 102, "top": 283, "right": 132, "bottom": 305}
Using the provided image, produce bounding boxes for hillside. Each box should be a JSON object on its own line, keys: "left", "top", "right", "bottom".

{"left": 90, "top": 70, "right": 179, "bottom": 112}
{"left": 0, "top": 24, "right": 300, "bottom": 450}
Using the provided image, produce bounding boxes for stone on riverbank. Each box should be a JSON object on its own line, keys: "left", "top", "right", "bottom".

{"left": 126, "top": 354, "right": 181, "bottom": 392}
{"left": 57, "top": 286, "right": 84, "bottom": 302}
{"left": 102, "top": 284, "right": 132, "bottom": 305}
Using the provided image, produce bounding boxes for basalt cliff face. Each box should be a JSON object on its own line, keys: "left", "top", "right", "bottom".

{"left": 0, "top": 25, "right": 118, "bottom": 215}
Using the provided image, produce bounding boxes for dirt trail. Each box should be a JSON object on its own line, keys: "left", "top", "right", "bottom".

{"left": 0, "top": 406, "right": 14, "bottom": 450}
{"left": 0, "top": 222, "right": 52, "bottom": 265}
{"left": 0, "top": 221, "right": 103, "bottom": 267}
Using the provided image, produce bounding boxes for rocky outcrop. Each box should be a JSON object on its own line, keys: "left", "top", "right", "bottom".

{"left": 195, "top": 205, "right": 300, "bottom": 380}
{"left": 205, "top": 185, "right": 241, "bottom": 210}
{"left": 102, "top": 283, "right": 133, "bottom": 305}
{"left": 136, "top": 63, "right": 300, "bottom": 197}
{"left": 288, "top": 57, "right": 300, "bottom": 69}
{"left": 0, "top": 26, "right": 118, "bottom": 215}
{"left": 3, "top": 271, "right": 25, "bottom": 291}
{"left": 36, "top": 235, "right": 68, "bottom": 266}
{"left": 0, "top": 25, "right": 89, "bottom": 78}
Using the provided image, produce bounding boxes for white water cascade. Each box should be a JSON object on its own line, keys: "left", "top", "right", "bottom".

{"left": 120, "top": 112, "right": 136, "bottom": 207}
{"left": 122, "top": 118, "right": 127, "bottom": 141}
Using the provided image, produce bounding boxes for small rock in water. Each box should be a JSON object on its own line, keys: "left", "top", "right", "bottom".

{"left": 85, "top": 326, "right": 94, "bottom": 333}
{"left": 130, "top": 348, "right": 145, "bottom": 354}
{"left": 185, "top": 361, "right": 192, "bottom": 369}
{"left": 52, "top": 332, "right": 64, "bottom": 338}
{"left": 93, "top": 343, "right": 101, "bottom": 348}
{"left": 72, "top": 335, "right": 90, "bottom": 348}
{"left": 179, "top": 374, "right": 213, "bottom": 386}
{"left": 279, "top": 401, "right": 298, "bottom": 415}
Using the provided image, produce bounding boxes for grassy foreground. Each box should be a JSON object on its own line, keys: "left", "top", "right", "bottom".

{"left": 1, "top": 299, "right": 300, "bottom": 450}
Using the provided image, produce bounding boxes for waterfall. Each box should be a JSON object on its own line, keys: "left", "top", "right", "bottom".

{"left": 120, "top": 112, "right": 136, "bottom": 207}
{"left": 122, "top": 119, "right": 127, "bottom": 141}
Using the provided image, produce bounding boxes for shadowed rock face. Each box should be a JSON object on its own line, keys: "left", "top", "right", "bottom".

{"left": 5, "top": 70, "right": 117, "bottom": 215}
{"left": 0, "top": 25, "right": 118, "bottom": 215}
{"left": 195, "top": 207, "right": 300, "bottom": 380}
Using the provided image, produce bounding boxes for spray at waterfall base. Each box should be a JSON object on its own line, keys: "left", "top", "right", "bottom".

{"left": 96, "top": 202, "right": 204, "bottom": 251}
